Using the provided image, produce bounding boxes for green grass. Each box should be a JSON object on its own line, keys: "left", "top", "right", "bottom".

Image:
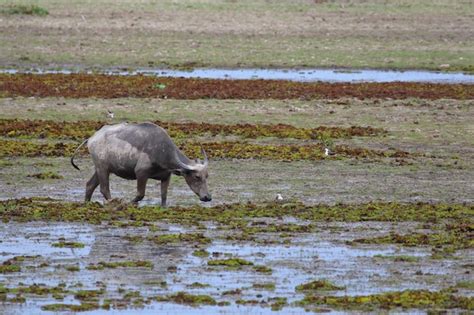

{"left": 295, "top": 279, "right": 345, "bottom": 292}
{"left": 208, "top": 258, "right": 253, "bottom": 267}
{"left": 1, "top": 4, "right": 48, "bottom": 16}
{"left": 2, "top": 32, "right": 472, "bottom": 71}
{"left": 51, "top": 241, "right": 85, "bottom": 248}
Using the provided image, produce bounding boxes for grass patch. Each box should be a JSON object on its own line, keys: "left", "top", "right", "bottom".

{"left": 295, "top": 280, "right": 345, "bottom": 292}
{"left": 1, "top": 198, "right": 471, "bottom": 226}
{"left": 0, "top": 118, "right": 385, "bottom": 141}
{"left": 0, "top": 138, "right": 411, "bottom": 161}
{"left": 187, "top": 282, "right": 210, "bottom": 289}
{"left": 270, "top": 297, "right": 288, "bottom": 311}
{"left": 156, "top": 292, "right": 217, "bottom": 306}
{"left": 252, "top": 283, "right": 276, "bottom": 290}
{"left": 456, "top": 281, "right": 474, "bottom": 290}
{"left": 298, "top": 289, "right": 474, "bottom": 311}
{"left": 149, "top": 233, "right": 211, "bottom": 245}
{"left": 27, "top": 171, "right": 63, "bottom": 179}
{"left": 348, "top": 224, "right": 473, "bottom": 252}
{"left": 41, "top": 303, "right": 99, "bottom": 312}
{"left": 373, "top": 255, "right": 421, "bottom": 263}
{"left": 253, "top": 265, "right": 272, "bottom": 274}
{"left": 52, "top": 241, "right": 85, "bottom": 248}
{"left": 192, "top": 249, "right": 210, "bottom": 258}
{"left": 65, "top": 265, "right": 80, "bottom": 272}
{"left": 0, "top": 264, "right": 21, "bottom": 273}
{"left": 208, "top": 258, "right": 253, "bottom": 267}
{"left": 86, "top": 260, "right": 153, "bottom": 270}
{"left": 74, "top": 289, "right": 105, "bottom": 301}
{"left": 143, "top": 280, "right": 167, "bottom": 288}
{"left": 1, "top": 5, "right": 48, "bottom": 16}
{"left": 4, "top": 283, "right": 68, "bottom": 296}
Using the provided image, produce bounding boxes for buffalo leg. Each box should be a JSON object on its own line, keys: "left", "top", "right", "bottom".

{"left": 85, "top": 171, "right": 99, "bottom": 202}
{"left": 160, "top": 175, "right": 171, "bottom": 207}
{"left": 98, "top": 169, "right": 111, "bottom": 200}
{"left": 132, "top": 175, "right": 148, "bottom": 204}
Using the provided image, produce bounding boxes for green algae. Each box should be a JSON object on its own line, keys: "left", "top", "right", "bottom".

{"left": 349, "top": 224, "right": 472, "bottom": 252}
{"left": 123, "top": 234, "right": 144, "bottom": 244}
{"left": 222, "top": 289, "right": 242, "bottom": 296}
{"left": 2, "top": 199, "right": 471, "bottom": 226}
{"left": 373, "top": 255, "right": 421, "bottom": 262}
{"left": 122, "top": 290, "right": 141, "bottom": 299}
{"left": 208, "top": 258, "right": 253, "bottom": 267}
{"left": 7, "top": 295, "right": 26, "bottom": 303}
{"left": 156, "top": 292, "right": 217, "bottom": 306}
{"left": 298, "top": 289, "right": 474, "bottom": 311}
{"left": 0, "top": 264, "right": 21, "bottom": 273}
{"left": 244, "top": 223, "right": 314, "bottom": 234}
{"left": 295, "top": 280, "right": 345, "bottom": 292}
{"left": 150, "top": 233, "right": 211, "bottom": 245}
{"left": 52, "top": 241, "right": 85, "bottom": 248}
{"left": 252, "top": 283, "right": 276, "bottom": 290}
{"left": 270, "top": 297, "right": 288, "bottom": 311}
{"left": 65, "top": 265, "right": 80, "bottom": 272}
{"left": 41, "top": 303, "right": 100, "bottom": 312}
{"left": 86, "top": 260, "right": 153, "bottom": 270}
{"left": 5, "top": 284, "right": 69, "bottom": 296}
{"left": 456, "top": 281, "right": 474, "bottom": 290}
{"left": 253, "top": 265, "right": 273, "bottom": 274}
{"left": 192, "top": 249, "right": 210, "bottom": 258}
{"left": 236, "top": 299, "right": 263, "bottom": 305}
{"left": 74, "top": 289, "right": 105, "bottom": 301}
{"left": 143, "top": 280, "right": 167, "bottom": 288}
{"left": 187, "top": 282, "right": 210, "bottom": 289}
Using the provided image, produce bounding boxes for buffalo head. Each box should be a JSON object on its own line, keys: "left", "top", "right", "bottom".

{"left": 176, "top": 148, "right": 212, "bottom": 202}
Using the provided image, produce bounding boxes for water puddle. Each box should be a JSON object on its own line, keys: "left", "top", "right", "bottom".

{"left": 0, "top": 221, "right": 470, "bottom": 314}
{"left": 2, "top": 68, "right": 473, "bottom": 83}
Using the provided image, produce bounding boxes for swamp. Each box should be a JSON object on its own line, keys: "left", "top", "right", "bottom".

{"left": 0, "top": 0, "right": 473, "bottom": 314}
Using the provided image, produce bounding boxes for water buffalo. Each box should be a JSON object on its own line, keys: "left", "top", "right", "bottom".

{"left": 70, "top": 122, "right": 211, "bottom": 206}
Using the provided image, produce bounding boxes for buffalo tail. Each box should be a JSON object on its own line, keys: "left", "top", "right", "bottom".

{"left": 70, "top": 139, "right": 89, "bottom": 171}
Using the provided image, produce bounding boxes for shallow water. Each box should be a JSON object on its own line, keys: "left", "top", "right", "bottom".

{"left": 2, "top": 68, "right": 473, "bottom": 83}
{"left": 0, "top": 220, "right": 470, "bottom": 314}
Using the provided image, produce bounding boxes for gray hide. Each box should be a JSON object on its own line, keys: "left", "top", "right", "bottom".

{"left": 71, "top": 122, "right": 211, "bottom": 206}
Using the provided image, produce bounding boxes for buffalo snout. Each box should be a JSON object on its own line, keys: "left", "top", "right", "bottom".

{"left": 200, "top": 195, "right": 212, "bottom": 202}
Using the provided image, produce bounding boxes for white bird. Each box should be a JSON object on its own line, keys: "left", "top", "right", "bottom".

{"left": 275, "top": 193, "right": 283, "bottom": 201}
{"left": 106, "top": 109, "right": 115, "bottom": 119}
{"left": 324, "top": 148, "right": 335, "bottom": 156}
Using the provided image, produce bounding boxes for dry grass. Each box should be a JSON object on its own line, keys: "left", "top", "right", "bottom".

{"left": 0, "top": 0, "right": 472, "bottom": 70}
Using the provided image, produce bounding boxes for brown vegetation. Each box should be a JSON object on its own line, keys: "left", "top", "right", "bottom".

{"left": 1, "top": 74, "right": 472, "bottom": 100}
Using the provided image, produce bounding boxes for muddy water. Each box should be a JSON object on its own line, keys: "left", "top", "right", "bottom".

{"left": 0, "top": 220, "right": 471, "bottom": 314}
{"left": 2, "top": 158, "right": 473, "bottom": 206}
{"left": 2, "top": 68, "right": 474, "bottom": 83}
